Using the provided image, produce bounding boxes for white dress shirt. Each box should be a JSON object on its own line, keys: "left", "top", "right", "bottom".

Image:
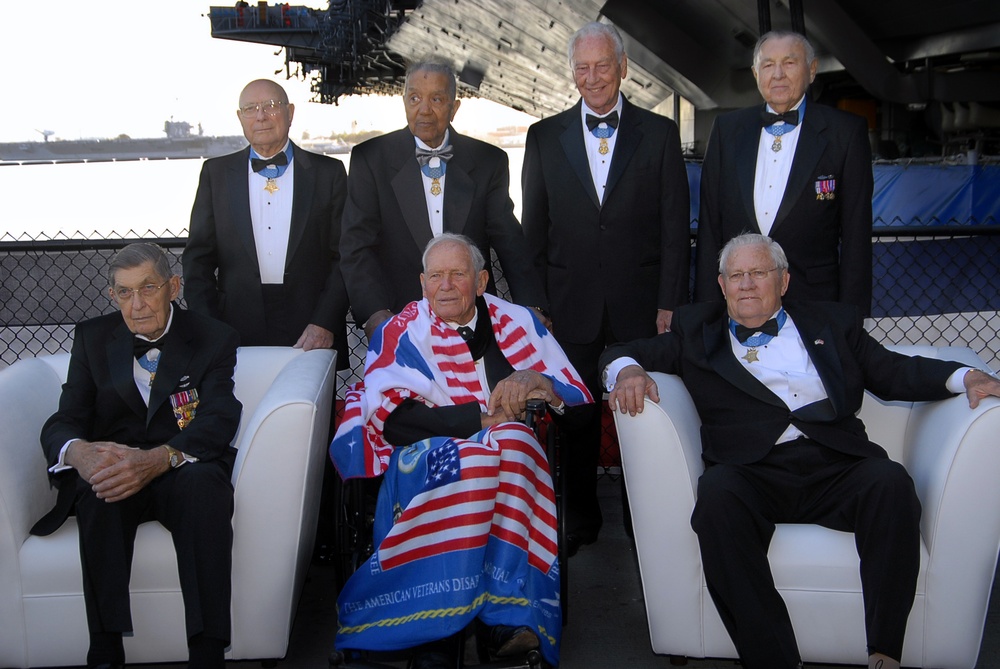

{"left": 581, "top": 95, "right": 623, "bottom": 204}
{"left": 415, "top": 130, "right": 450, "bottom": 237}
{"left": 248, "top": 141, "right": 294, "bottom": 284}
{"left": 754, "top": 97, "right": 805, "bottom": 235}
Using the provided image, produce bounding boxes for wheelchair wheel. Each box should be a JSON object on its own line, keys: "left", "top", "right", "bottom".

{"left": 332, "top": 475, "right": 379, "bottom": 590}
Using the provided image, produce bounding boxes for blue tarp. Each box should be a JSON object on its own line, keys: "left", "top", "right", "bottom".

{"left": 686, "top": 163, "right": 1000, "bottom": 316}
{"left": 872, "top": 164, "right": 1000, "bottom": 227}
{"left": 687, "top": 163, "right": 1000, "bottom": 228}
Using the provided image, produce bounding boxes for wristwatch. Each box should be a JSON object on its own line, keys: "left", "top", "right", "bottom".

{"left": 164, "top": 445, "right": 181, "bottom": 469}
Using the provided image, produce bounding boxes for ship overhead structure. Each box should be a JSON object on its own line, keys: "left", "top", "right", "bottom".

{"left": 208, "top": 1, "right": 1000, "bottom": 155}
{"left": 208, "top": 1, "right": 418, "bottom": 104}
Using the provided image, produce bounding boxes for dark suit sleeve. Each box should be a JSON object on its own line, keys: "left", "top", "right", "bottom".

{"left": 836, "top": 114, "right": 874, "bottom": 315}
{"left": 339, "top": 146, "right": 392, "bottom": 327}
{"left": 840, "top": 310, "right": 961, "bottom": 402}
{"left": 183, "top": 160, "right": 223, "bottom": 318}
{"left": 520, "top": 124, "right": 549, "bottom": 300}
{"left": 481, "top": 147, "right": 548, "bottom": 309}
{"left": 383, "top": 399, "right": 483, "bottom": 445}
{"left": 694, "top": 117, "right": 724, "bottom": 303}
{"left": 598, "top": 330, "right": 684, "bottom": 385}
{"left": 307, "top": 158, "right": 350, "bottom": 333}
{"left": 657, "top": 119, "right": 692, "bottom": 311}
{"left": 40, "top": 327, "right": 99, "bottom": 467}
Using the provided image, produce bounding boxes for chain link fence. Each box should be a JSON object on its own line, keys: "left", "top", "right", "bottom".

{"left": 3, "top": 227, "right": 999, "bottom": 476}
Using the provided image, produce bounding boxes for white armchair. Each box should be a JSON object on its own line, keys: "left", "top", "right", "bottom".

{"left": 613, "top": 345, "right": 1000, "bottom": 668}
{"left": 0, "top": 346, "right": 336, "bottom": 668}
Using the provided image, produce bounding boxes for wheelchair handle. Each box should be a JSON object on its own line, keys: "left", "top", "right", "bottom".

{"left": 524, "top": 398, "right": 546, "bottom": 430}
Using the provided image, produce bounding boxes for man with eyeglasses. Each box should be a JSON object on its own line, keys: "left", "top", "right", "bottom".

{"left": 183, "top": 78, "right": 349, "bottom": 361}
{"left": 31, "top": 243, "right": 242, "bottom": 669}
{"left": 599, "top": 233, "right": 1000, "bottom": 669}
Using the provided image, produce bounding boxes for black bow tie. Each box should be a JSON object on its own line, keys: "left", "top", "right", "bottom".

{"left": 134, "top": 336, "right": 164, "bottom": 359}
{"left": 761, "top": 109, "right": 799, "bottom": 127}
{"left": 251, "top": 152, "right": 288, "bottom": 173}
{"left": 415, "top": 145, "right": 454, "bottom": 166}
{"left": 734, "top": 318, "right": 780, "bottom": 343}
{"left": 457, "top": 326, "right": 475, "bottom": 342}
{"left": 586, "top": 110, "right": 619, "bottom": 131}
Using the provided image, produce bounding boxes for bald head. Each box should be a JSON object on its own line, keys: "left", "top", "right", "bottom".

{"left": 237, "top": 79, "right": 294, "bottom": 156}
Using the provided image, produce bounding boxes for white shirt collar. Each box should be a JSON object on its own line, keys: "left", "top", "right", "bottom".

{"left": 414, "top": 129, "right": 451, "bottom": 152}
{"left": 581, "top": 94, "right": 624, "bottom": 123}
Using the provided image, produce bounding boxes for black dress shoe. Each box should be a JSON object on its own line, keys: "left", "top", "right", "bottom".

{"left": 408, "top": 650, "right": 456, "bottom": 669}
{"left": 488, "top": 624, "right": 539, "bottom": 657}
{"left": 565, "top": 532, "right": 597, "bottom": 557}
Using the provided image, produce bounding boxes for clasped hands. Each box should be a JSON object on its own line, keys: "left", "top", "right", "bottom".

{"left": 65, "top": 440, "right": 170, "bottom": 503}
{"left": 482, "top": 370, "right": 562, "bottom": 428}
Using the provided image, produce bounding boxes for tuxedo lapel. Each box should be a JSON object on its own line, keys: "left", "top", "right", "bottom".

{"left": 443, "top": 132, "right": 474, "bottom": 234}
{"left": 605, "top": 98, "right": 640, "bottom": 203}
{"left": 286, "top": 144, "right": 313, "bottom": 268}
{"left": 736, "top": 108, "right": 763, "bottom": 230}
{"left": 703, "top": 313, "right": 785, "bottom": 409}
{"left": 772, "top": 108, "right": 827, "bottom": 234}
{"left": 147, "top": 310, "right": 196, "bottom": 427}
{"left": 226, "top": 148, "right": 258, "bottom": 265}
{"left": 784, "top": 304, "right": 847, "bottom": 414}
{"left": 107, "top": 324, "right": 148, "bottom": 419}
{"left": 390, "top": 133, "right": 433, "bottom": 252}
{"left": 558, "top": 102, "right": 601, "bottom": 209}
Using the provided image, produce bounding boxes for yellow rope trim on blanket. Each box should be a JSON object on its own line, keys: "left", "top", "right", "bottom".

{"left": 338, "top": 592, "right": 537, "bottom": 635}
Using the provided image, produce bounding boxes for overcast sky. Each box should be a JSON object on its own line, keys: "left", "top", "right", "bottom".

{"left": 4, "top": 0, "right": 533, "bottom": 142}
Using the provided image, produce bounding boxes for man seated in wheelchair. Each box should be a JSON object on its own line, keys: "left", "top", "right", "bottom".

{"left": 331, "top": 233, "right": 592, "bottom": 668}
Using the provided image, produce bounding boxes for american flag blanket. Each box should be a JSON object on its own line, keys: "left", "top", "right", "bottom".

{"left": 330, "top": 295, "right": 592, "bottom": 666}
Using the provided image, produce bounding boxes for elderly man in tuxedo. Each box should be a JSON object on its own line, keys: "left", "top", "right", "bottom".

{"left": 521, "top": 21, "right": 690, "bottom": 552}
{"left": 694, "top": 31, "right": 874, "bottom": 315}
{"left": 31, "top": 243, "right": 242, "bottom": 669}
{"left": 183, "top": 78, "right": 349, "bottom": 359}
{"left": 339, "top": 57, "right": 548, "bottom": 341}
{"left": 183, "top": 78, "right": 349, "bottom": 565}
{"left": 601, "top": 233, "right": 1000, "bottom": 669}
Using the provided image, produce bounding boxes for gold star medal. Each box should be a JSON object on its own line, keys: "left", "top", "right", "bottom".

{"left": 264, "top": 178, "right": 279, "bottom": 194}
{"left": 742, "top": 348, "right": 759, "bottom": 364}
{"left": 599, "top": 137, "right": 609, "bottom": 155}
{"left": 430, "top": 178, "right": 442, "bottom": 196}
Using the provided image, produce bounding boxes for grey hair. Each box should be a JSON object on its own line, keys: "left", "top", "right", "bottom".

{"left": 752, "top": 30, "right": 816, "bottom": 70}
{"left": 405, "top": 57, "right": 458, "bottom": 101}
{"left": 108, "top": 242, "right": 174, "bottom": 286}
{"left": 568, "top": 21, "right": 625, "bottom": 69}
{"left": 422, "top": 233, "right": 486, "bottom": 274}
{"left": 717, "top": 233, "right": 789, "bottom": 274}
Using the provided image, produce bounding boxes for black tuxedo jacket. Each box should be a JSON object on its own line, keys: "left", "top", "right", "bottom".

{"left": 694, "top": 103, "right": 873, "bottom": 314}
{"left": 521, "top": 97, "right": 690, "bottom": 344}
{"left": 339, "top": 127, "right": 546, "bottom": 326}
{"left": 183, "top": 143, "right": 349, "bottom": 363}
{"left": 32, "top": 306, "right": 242, "bottom": 536}
{"left": 600, "top": 301, "right": 961, "bottom": 466}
